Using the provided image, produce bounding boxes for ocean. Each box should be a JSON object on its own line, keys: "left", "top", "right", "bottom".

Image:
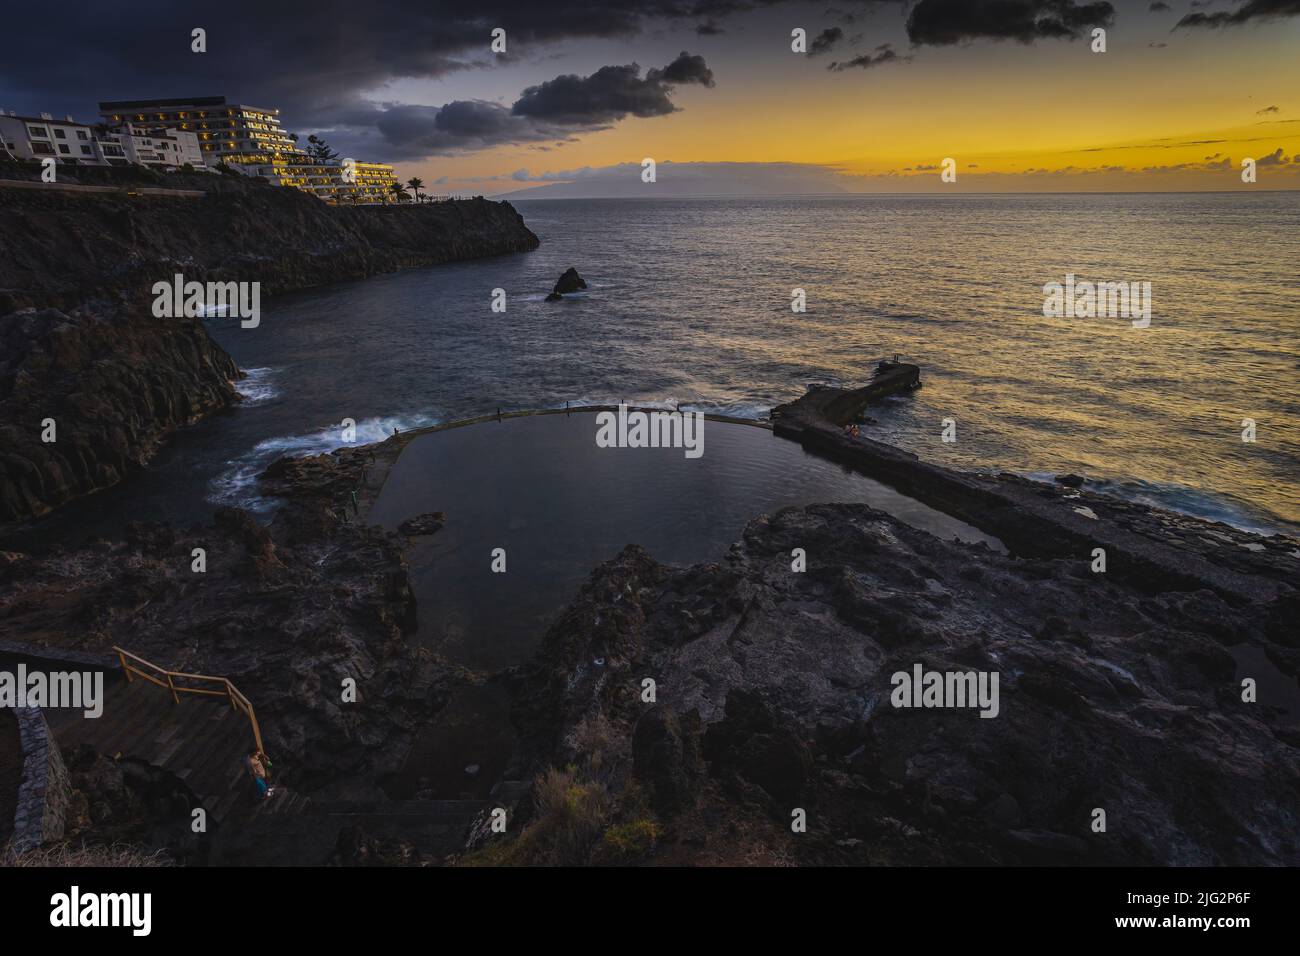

{"left": 39, "top": 192, "right": 1300, "bottom": 537}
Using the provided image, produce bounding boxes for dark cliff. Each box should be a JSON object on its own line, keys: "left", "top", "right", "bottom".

{"left": 0, "top": 173, "right": 539, "bottom": 313}
{"left": 0, "top": 308, "right": 240, "bottom": 522}
{"left": 0, "top": 173, "right": 540, "bottom": 523}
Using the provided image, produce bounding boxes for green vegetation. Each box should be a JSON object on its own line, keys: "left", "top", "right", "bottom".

{"left": 462, "top": 715, "right": 663, "bottom": 867}
{"left": 596, "top": 819, "right": 661, "bottom": 862}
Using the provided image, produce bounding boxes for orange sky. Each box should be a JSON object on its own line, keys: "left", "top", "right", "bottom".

{"left": 395, "top": 9, "right": 1300, "bottom": 194}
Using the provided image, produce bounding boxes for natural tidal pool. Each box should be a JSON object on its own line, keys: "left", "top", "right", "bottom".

{"left": 370, "top": 412, "right": 1001, "bottom": 673}
{"left": 370, "top": 412, "right": 1002, "bottom": 799}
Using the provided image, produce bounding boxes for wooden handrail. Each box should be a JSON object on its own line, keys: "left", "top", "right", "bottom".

{"left": 112, "top": 646, "right": 265, "bottom": 756}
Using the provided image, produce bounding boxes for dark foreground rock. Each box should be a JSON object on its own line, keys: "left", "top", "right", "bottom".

{"left": 0, "top": 451, "right": 451, "bottom": 804}
{"left": 60, "top": 745, "right": 200, "bottom": 857}
{"left": 497, "top": 502, "right": 1299, "bottom": 866}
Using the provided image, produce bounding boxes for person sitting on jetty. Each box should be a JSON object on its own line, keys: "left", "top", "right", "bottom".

{"left": 246, "top": 750, "right": 275, "bottom": 801}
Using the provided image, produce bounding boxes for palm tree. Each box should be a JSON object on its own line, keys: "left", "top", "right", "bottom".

{"left": 306, "top": 134, "right": 336, "bottom": 162}
{"left": 389, "top": 182, "right": 409, "bottom": 202}
{"left": 406, "top": 177, "right": 425, "bottom": 202}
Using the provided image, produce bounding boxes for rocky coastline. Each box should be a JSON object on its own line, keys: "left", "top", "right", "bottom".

{"left": 2, "top": 371, "right": 1296, "bottom": 865}
{"left": 0, "top": 170, "right": 540, "bottom": 524}
{"left": 465, "top": 375, "right": 1298, "bottom": 866}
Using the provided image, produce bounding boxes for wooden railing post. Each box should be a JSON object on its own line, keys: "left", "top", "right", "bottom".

{"left": 248, "top": 709, "right": 265, "bottom": 756}
{"left": 112, "top": 646, "right": 268, "bottom": 762}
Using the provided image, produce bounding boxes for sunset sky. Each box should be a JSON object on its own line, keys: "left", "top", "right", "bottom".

{"left": 3, "top": 0, "right": 1298, "bottom": 194}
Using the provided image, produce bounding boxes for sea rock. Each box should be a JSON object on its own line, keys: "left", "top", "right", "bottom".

{"left": 1055, "top": 474, "right": 1086, "bottom": 488}
{"left": 544, "top": 266, "right": 587, "bottom": 300}
{"left": 553, "top": 267, "right": 587, "bottom": 295}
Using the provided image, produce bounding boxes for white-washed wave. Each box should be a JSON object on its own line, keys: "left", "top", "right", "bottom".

{"left": 208, "top": 412, "right": 441, "bottom": 511}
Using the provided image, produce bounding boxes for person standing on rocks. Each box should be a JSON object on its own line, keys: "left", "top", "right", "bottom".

{"left": 247, "top": 750, "right": 274, "bottom": 801}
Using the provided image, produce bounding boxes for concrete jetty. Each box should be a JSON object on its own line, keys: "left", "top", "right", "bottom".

{"left": 770, "top": 362, "right": 1288, "bottom": 605}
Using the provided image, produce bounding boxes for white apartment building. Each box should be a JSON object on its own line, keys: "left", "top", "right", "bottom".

{"left": 0, "top": 110, "right": 207, "bottom": 170}
{"left": 0, "top": 112, "right": 101, "bottom": 164}
{"left": 107, "top": 123, "right": 206, "bottom": 168}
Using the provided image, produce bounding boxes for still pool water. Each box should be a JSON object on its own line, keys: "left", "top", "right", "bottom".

{"left": 368, "top": 412, "right": 1000, "bottom": 672}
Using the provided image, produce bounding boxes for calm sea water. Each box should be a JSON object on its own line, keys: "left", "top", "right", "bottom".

{"left": 35, "top": 193, "right": 1300, "bottom": 538}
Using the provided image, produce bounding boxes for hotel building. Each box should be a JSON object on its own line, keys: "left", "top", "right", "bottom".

{"left": 245, "top": 159, "right": 402, "bottom": 204}
{"left": 97, "top": 95, "right": 402, "bottom": 203}
{"left": 98, "top": 96, "right": 302, "bottom": 166}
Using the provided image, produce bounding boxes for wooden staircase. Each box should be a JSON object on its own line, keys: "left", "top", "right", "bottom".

{"left": 40, "top": 648, "right": 291, "bottom": 827}
{"left": 26, "top": 648, "right": 497, "bottom": 861}
{"left": 42, "top": 673, "right": 263, "bottom": 825}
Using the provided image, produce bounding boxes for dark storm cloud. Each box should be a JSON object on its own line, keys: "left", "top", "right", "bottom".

{"left": 827, "top": 43, "right": 910, "bottom": 70}
{"left": 0, "top": 0, "right": 1155, "bottom": 162}
{"left": 0, "top": 0, "right": 1094, "bottom": 129}
{"left": 695, "top": 19, "right": 726, "bottom": 35}
{"left": 1149, "top": 1, "right": 1170, "bottom": 9}
{"left": 512, "top": 52, "right": 713, "bottom": 126}
{"left": 373, "top": 101, "right": 576, "bottom": 158}
{"left": 1175, "top": 0, "right": 1300, "bottom": 28}
{"left": 653, "top": 51, "right": 716, "bottom": 87}
{"left": 0, "top": 2, "right": 740, "bottom": 124}
{"left": 905, "top": 0, "right": 1115, "bottom": 45}
{"left": 809, "top": 27, "right": 846, "bottom": 55}
{"left": 368, "top": 52, "right": 715, "bottom": 157}
{"left": 513, "top": 65, "right": 677, "bottom": 124}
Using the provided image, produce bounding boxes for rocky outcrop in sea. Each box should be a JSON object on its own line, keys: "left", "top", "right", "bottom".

{"left": 545, "top": 266, "right": 587, "bottom": 301}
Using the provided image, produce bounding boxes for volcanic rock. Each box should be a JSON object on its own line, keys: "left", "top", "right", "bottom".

{"left": 545, "top": 267, "right": 587, "bottom": 300}
{"left": 506, "top": 501, "right": 1300, "bottom": 866}
{"left": 399, "top": 512, "right": 446, "bottom": 536}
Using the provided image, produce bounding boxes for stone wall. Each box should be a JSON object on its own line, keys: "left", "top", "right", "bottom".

{"left": 9, "top": 706, "right": 71, "bottom": 855}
